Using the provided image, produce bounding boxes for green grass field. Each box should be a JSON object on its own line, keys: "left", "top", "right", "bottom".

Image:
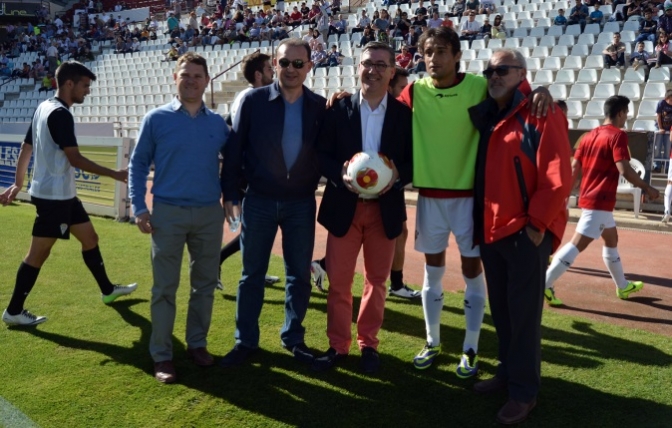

{"left": 1, "top": 201, "right": 671, "bottom": 427}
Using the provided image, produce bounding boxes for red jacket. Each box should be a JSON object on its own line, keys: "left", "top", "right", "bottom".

{"left": 470, "top": 86, "right": 572, "bottom": 252}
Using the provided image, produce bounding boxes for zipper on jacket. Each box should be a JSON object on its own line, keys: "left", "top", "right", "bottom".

{"left": 514, "top": 156, "right": 529, "bottom": 213}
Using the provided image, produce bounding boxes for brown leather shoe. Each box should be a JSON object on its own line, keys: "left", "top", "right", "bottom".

{"left": 187, "top": 347, "right": 214, "bottom": 367}
{"left": 154, "top": 360, "right": 176, "bottom": 384}
{"left": 473, "top": 376, "right": 507, "bottom": 394}
{"left": 496, "top": 399, "right": 537, "bottom": 425}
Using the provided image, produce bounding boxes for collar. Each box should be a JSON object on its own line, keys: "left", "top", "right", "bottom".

{"left": 359, "top": 90, "right": 388, "bottom": 112}
{"left": 268, "top": 80, "right": 307, "bottom": 102}
{"left": 53, "top": 96, "right": 70, "bottom": 110}
{"left": 170, "top": 96, "right": 209, "bottom": 116}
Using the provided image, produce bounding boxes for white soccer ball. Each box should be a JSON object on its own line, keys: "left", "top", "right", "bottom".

{"left": 346, "top": 151, "right": 394, "bottom": 196}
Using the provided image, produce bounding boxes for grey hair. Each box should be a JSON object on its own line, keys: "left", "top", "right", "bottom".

{"left": 491, "top": 48, "right": 527, "bottom": 69}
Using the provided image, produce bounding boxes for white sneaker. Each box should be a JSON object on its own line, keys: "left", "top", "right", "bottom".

{"left": 310, "top": 260, "right": 327, "bottom": 292}
{"left": 264, "top": 275, "right": 281, "bottom": 284}
{"left": 389, "top": 285, "right": 421, "bottom": 299}
{"left": 662, "top": 213, "right": 670, "bottom": 224}
{"left": 2, "top": 309, "right": 47, "bottom": 326}
{"left": 102, "top": 283, "right": 138, "bottom": 304}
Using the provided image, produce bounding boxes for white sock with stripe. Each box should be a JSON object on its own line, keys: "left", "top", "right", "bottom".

{"left": 421, "top": 264, "right": 445, "bottom": 347}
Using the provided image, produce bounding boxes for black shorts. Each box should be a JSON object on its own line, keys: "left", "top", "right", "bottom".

{"left": 31, "top": 196, "right": 90, "bottom": 240}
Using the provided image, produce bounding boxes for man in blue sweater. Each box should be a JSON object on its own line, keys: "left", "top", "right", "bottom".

{"left": 129, "top": 53, "right": 229, "bottom": 384}
{"left": 220, "top": 38, "right": 327, "bottom": 367}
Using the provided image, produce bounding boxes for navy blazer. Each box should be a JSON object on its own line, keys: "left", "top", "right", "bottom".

{"left": 317, "top": 91, "right": 413, "bottom": 240}
{"left": 222, "top": 81, "right": 327, "bottom": 201}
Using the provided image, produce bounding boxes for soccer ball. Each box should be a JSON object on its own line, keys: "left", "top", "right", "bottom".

{"left": 346, "top": 151, "right": 394, "bottom": 196}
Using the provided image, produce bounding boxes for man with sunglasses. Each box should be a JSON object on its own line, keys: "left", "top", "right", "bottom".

{"left": 220, "top": 38, "right": 326, "bottom": 368}
{"left": 311, "top": 42, "right": 413, "bottom": 374}
{"left": 468, "top": 48, "right": 572, "bottom": 425}
{"left": 397, "top": 27, "right": 552, "bottom": 379}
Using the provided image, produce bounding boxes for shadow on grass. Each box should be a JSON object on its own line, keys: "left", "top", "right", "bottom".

{"left": 19, "top": 299, "right": 162, "bottom": 376}
{"left": 569, "top": 266, "right": 672, "bottom": 289}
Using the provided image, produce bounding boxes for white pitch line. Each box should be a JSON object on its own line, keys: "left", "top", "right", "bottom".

{"left": 0, "top": 396, "right": 39, "bottom": 428}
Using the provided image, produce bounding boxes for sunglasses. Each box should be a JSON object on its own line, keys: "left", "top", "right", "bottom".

{"left": 483, "top": 65, "right": 523, "bottom": 79}
{"left": 278, "top": 58, "right": 307, "bottom": 69}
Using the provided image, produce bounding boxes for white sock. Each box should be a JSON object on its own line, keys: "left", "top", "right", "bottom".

{"left": 421, "top": 264, "right": 445, "bottom": 347}
{"left": 546, "top": 243, "right": 580, "bottom": 288}
{"left": 664, "top": 184, "right": 672, "bottom": 215}
{"left": 603, "top": 246, "right": 628, "bottom": 289}
{"left": 462, "top": 273, "right": 486, "bottom": 353}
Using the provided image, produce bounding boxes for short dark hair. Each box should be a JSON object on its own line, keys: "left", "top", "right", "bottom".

{"left": 278, "top": 37, "right": 311, "bottom": 60}
{"left": 603, "top": 95, "right": 630, "bottom": 119}
{"left": 362, "top": 41, "right": 395, "bottom": 65}
{"left": 242, "top": 51, "right": 271, "bottom": 84}
{"left": 418, "top": 26, "right": 461, "bottom": 57}
{"left": 556, "top": 99, "right": 567, "bottom": 113}
{"left": 55, "top": 60, "right": 96, "bottom": 87}
{"left": 665, "top": 89, "right": 672, "bottom": 99}
{"left": 174, "top": 52, "right": 209, "bottom": 77}
{"left": 390, "top": 66, "right": 409, "bottom": 88}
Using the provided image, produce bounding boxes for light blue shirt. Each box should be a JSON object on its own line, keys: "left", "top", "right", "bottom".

{"left": 281, "top": 95, "right": 303, "bottom": 171}
{"left": 129, "top": 97, "right": 229, "bottom": 216}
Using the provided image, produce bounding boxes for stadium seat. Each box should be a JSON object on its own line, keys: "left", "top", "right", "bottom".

{"left": 568, "top": 83, "right": 592, "bottom": 101}
{"left": 571, "top": 44, "right": 590, "bottom": 57}
{"left": 521, "top": 36, "right": 538, "bottom": 48}
{"left": 623, "top": 68, "right": 646, "bottom": 84}
{"left": 583, "top": 55, "right": 604, "bottom": 69}
{"left": 599, "top": 68, "right": 622, "bottom": 84}
{"left": 577, "top": 118, "right": 601, "bottom": 129}
{"left": 576, "top": 34, "right": 596, "bottom": 46}
{"left": 548, "top": 83, "right": 568, "bottom": 100}
{"left": 648, "top": 67, "right": 670, "bottom": 83}
{"left": 556, "top": 69, "right": 576, "bottom": 84}
{"left": 583, "top": 23, "right": 601, "bottom": 35}
{"left": 471, "top": 39, "right": 486, "bottom": 50}
{"left": 603, "top": 21, "right": 621, "bottom": 33}
{"left": 477, "top": 48, "right": 493, "bottom": 60}
{"left": 542, "top": 57, "right": 562, "bottom": 71}
{"left": 577, "top": 69, "right": 598, "bottom": 85}
{"left": 546, "top": 25, "right": 564, "bottom": 37}
{"left": 532, "top": 70, "right": 554, "bottom": 85}
{"left": 592, "top": 83, "right": 616, "bottom": 100}
{"left": 504, "top": 38, "right": 521, "bottom": 48}
{"left": 314, "top": 67, "right": 328, "bottom": 78}
{"left": 565, "top": 100, "right": 583, "bottom": 119}
{"left": 562, "top": 55, "right": 583, "bottom": 70}
{"left": 584, "top": 100, "right": 605, "bottom": 118}
{"left": 467, "top": 60, "right": 486, "bottom": 73}
{"left": 488, "top": 39, "right": 503, "bottom": 49}
{"left": 632, "top": 119, "right": 657, "bottom": 131}
{"left": 643, "top": 82, "right": 666, "bottom": 100}
{"left": 618, "top": 82, "right": 642, "bottom": 102}
{"left": 551, "top": 46, "right": 569, "bottom": 58}
{"left": 565, "top": 24, "right": 582, "bottom": 36}
{"left": 526, "top": 57, "right": 541, "bottom": 72}
{"left": 529, "top": 27, "right": 546, "bottom": 38}
{"left": 531, "top": 46, "right": 549, "bottom": 58}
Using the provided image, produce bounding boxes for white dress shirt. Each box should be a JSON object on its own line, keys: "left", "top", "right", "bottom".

{"left": 359, "top": 91, "right": 388, "bottom": 198}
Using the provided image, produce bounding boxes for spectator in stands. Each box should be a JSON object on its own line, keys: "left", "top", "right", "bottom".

{"left": 630, "top": 41, "right": 652, "bottom": 70}
{"left": 249, "top": 22, "right": 261, "bottom": 41}
{"left": 163, "top": 44, "right": 179, "bottom": 61}
{"left": 307, "top": 28, "right": 325, "bottom": 51}
{"left": 603, "top": 32, "right": 626, "bottom": 68}
{"left": 655, "top": 91, "right": 672, "bottom": 164}
{"left": 0, "top": 63, "right": 11, "bottom": 78}
{"left": 415, "top": 0, "right": 428, "bottom": 16}
{"left": 411, "top": 12, "right": 428, "bottom": 29}
{"left": 442, "top": 13, "right": 454, "bottom": 27}
{"left": 480, "top": 0, "right": 496, "bottom": 14}
{"left": 290, "top": 6, "right": 303, "bottom": 25}
{"left": 624, "top": 0, "right": 645, "bottom": 19}
{"left": 38, "top": 72, "right": 55, "bottom": 92}
{"left": 395, "top": 46, "right": 413, "bottom": 68}
{"left": 636, "top": 10, "right": 658, "bottom": 43}
{"left": 479, "top": 17, "right": 492, "bottom": 39}
{"left": 328, "top": 14, "right": 346, "bottom": 36}
{"left": 459, "top": 11, "right": 481, "bottom": 44}
{"left": 568, "top": 0, "right": 589, "bottom": 28}
{"left": 167, "top": 12, "right": 179, "bottom": 34}
{"left": 428, "top": 11, "right": 443, "bottom": 28}
{"left": 300, "top": 2, "right": 311, "bottom": 19}
{"left": 654, "top": 31, "right": 672, "bottom": 67}
{"left": 464, "top": 0, "right": 480, "bottom": 15}
{"left": 589, "top": 3, "right": 604, "bottom": 24}
{"left": 491, "top": 14, "right": 506, "bottom": 39}
{"left": 311, "top": 43, "right": 329, "bottom": 70}
{"left": 358, "top": 27, "right": 375, "bottom": 46}
{"left": 47, "top": 41, "right": 59, "bottom": 73}
{"left": 393, "top": 12, "right": 411, "bottom": 37}
{"left": 373, "top": 9, "right": 391, "bottom": 39}
{"left": 659, "top": 5, "right": 672, "bottom": 34}
{"left": 404, "top": 26, "right": 419, "bottom": 53}
{"left": 327, "top": 44, "right": 344, "bottom": 66}
{"left": 30, "top": 59, "right": 45, "bottom": 79}
{"left": 352, "top": 9, "right": 370, "bottom": 34}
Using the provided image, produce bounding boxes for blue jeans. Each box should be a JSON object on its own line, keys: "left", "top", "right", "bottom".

{"left": 635, "top": 33, "right": 656, "bottom": 43}
{"left": 235, "top": 193, "right": 316, "bottom": 348}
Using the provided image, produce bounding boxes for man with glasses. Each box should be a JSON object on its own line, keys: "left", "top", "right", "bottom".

{"left": 220, "top": 38, "right": 327, "bottom": 368}
{"left": 459, "top": 12, "right": 481, "bottom": 45}
{"left": 468, "top": 48, "right": 572, "bottom": 425}
{"left": 311, "top": 42, "right": 413, "bottom": 374}
{"left": 397, "top": 27, "right": 552, "bottom": 379}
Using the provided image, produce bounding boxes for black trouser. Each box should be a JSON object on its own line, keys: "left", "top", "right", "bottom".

{"left": 480, "top": 228, "right": 552, "bottom": 403}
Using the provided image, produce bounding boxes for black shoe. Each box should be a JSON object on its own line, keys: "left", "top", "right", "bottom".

{"left": 360, "top": 346, "right": 380, "bottom": 374}
{"left": 283, "top": 342, "right": 315, "bottom": 365}
{"left": 219, "top": 344, "right": 258, "bottom": 368}
{"left": 311, "top": 347, "right": 347, "bottom": 372}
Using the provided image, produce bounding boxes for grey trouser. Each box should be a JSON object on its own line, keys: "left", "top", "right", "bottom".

{"left": 149, "top": 202, "right": 224, "bottom": 362}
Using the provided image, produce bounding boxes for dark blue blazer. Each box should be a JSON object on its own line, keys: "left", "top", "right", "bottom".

{"left": 317, "top": 91, "right": 413, "bottom": 239}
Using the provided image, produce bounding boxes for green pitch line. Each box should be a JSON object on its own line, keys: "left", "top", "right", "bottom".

{"left": 0, "top": 396, "right": 38, "bottom": 428}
